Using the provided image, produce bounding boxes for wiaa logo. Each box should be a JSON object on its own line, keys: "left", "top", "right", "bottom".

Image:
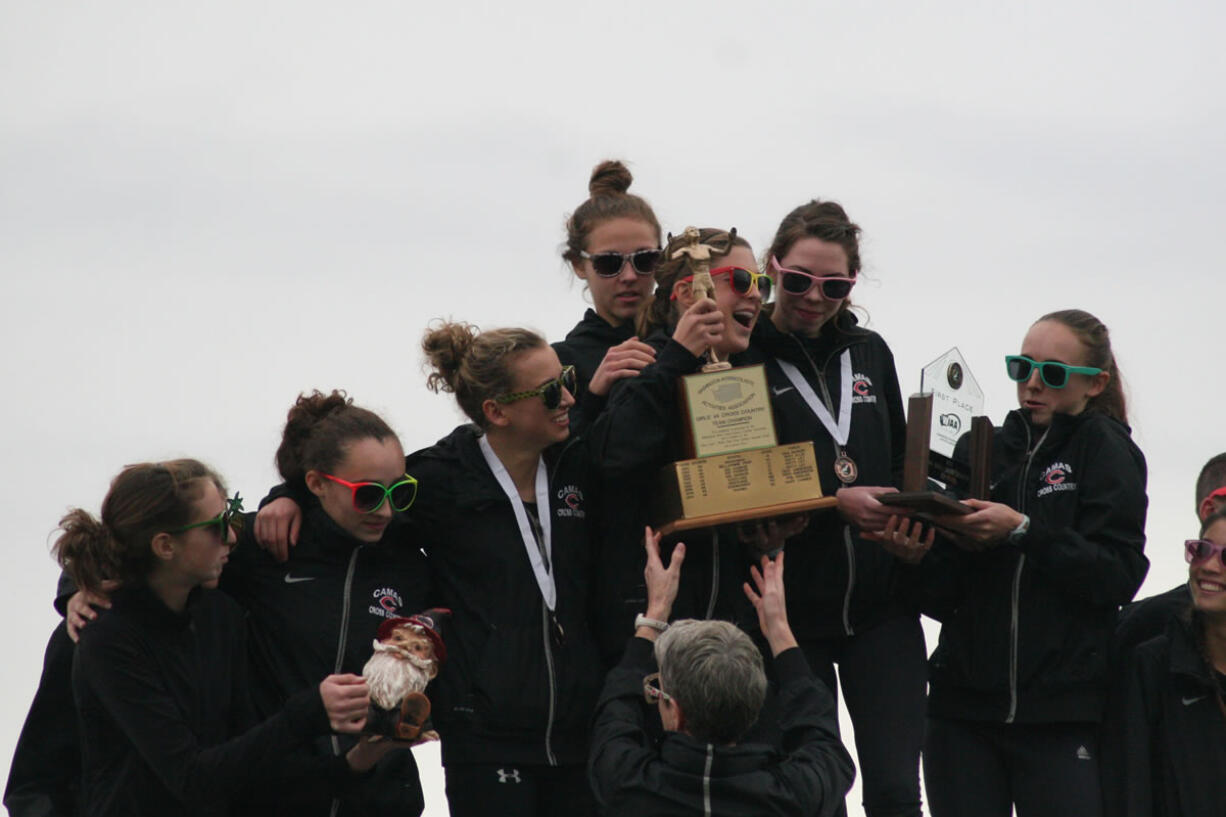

{"left": 938, "top": 413, "right": 961, "bottom": 433}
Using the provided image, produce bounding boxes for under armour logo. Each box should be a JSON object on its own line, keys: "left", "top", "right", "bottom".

{"left": 496, "top": 768, "right": 522, "bottom": 784}
{"left": 1076, "top": 745, "right": 1092, "bottom": 761}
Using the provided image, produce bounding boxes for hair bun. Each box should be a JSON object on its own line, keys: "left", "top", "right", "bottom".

{"left": 422, "top": 321, "right": 479, "bottom": 395}
{"left": 588, "top": 160, "right": 633, "bottom": 197}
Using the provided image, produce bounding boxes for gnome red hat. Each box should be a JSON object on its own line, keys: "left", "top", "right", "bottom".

{"left": 377, "top": 608, "right": 451, "bottom": 666}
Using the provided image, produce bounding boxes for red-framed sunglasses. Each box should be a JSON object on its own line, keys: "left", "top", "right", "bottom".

{"left": 321, "top": 473, "right": 418, "bottom": 513}
{"left": 1186, "top": 538, "right": 1226, "bottom": 567}
{"left": 769, "top": 256, "right": 857, "bottom": 299}
{"left": 671, "top": 266, "right": 772, "bottom": 300}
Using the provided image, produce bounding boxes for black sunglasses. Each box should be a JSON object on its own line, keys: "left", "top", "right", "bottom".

{"left": 579, "top": 248, "right": 663, "bottom": 278}
{"left": 495, "top": 365, "right": 578, "bottom": 411}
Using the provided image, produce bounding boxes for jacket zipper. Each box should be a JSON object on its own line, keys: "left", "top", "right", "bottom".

{"left": 791, "top": 335, "right": 859, "bottom": 636}
{"left": 705, "top": 531, "right": 719, "bottom": 619}
{"left": 541, "top": 604, "right": 559, "bottom": 766}
{"left": 542, "top": 446, "right": 576, "bottom": 768}
{"left": 329, "top": 546, "right": 363, "bottom": 817}
{"left": 1006, "top": 426, "right": 1047, "bottom": 724}
{"left": 842, "top": 526, "right": 856, "bottom": 635}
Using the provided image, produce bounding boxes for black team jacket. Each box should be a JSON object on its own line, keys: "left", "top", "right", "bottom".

{"left": 553, "top": 307, "right": 638, "bottom": 438}
{"left": 911, "top": 408, "right": 1149, "bottom": 724}
{"left": 404, "top": 425, "right": 604, "bottom": 768}
{"left": 1103, "top": 614, "right": 1226, "bottom": 817}
{"left": 588, "top": 636, "right": 855, "bottom": 817}
{"left": 72, "top": 586, "right": 348, "bottom": 817}
{"left": 740, "top": 313, "right": 911, "bottom": 640}
{"left": 220, "top": 507, "right": 430, "bottom": 817}
{"left": 588, "top": 335, "right": 761, "bottom": 660}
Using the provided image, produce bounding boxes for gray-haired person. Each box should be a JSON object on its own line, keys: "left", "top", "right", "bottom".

{"left": 588, "top": 527, "right": 855, "bottom": 817}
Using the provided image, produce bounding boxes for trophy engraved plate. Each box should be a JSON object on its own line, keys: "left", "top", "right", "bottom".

{"left": 654, "top": 442, "right": 834, "bottom": 533}
{"left": 678, "top": 364, "right": 778, "bottom": 459}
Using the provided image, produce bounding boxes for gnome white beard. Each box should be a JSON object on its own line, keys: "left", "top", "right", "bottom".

{"left": 363, "top": 640, "right": 435, "bottom": 710}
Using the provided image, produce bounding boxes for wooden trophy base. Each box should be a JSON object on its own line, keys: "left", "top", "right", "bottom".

{"left": 876, "top": 490, "right": 973, "bottom": 516}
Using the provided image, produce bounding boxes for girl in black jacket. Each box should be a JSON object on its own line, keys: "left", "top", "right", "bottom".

{"left": 55, "top": 459, "right": 384, "bottom": 817}
{"left": 590, "top": 227, "right": 771, "bottom": 642}
{"left": 225, "top": 390, "right": 432, "bottom": 817}
{"left": 739, "top": 199, "right": 927, "bottom": 817}
{"left": 888, "top": 309, "right": 1149, "bottom": 817}
{"left": 1103, "top": 509, "right": 1226, "bottom": 816}
{"left": 553, "top": 160, "right": 661, "bottom": 434}
{"left": 413, "top": 321, "right": 604, "bottom": 817}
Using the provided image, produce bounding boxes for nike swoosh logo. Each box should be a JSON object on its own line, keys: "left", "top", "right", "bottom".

{"left": 1183, "top": 695, "right": 1207, "bottom": 706}
{"left": 771, "top": 386, "right": 794, "bottom": 396}
{"left": 283, "top": 574, "right": 316, "bottom": 584}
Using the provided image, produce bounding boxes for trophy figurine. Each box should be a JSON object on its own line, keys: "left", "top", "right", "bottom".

{"left": 670, "top": 225, "right": 732, "bottom": 371}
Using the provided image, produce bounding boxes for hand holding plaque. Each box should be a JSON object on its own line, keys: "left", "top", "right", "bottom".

{"left": 878, "top": 348, "right": 992, "bottom": 516}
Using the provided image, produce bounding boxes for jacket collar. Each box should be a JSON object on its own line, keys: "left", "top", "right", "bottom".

{"left": 422, "top": 424, "right": 577, "bottom": 507}
{"left": 1166, "top": 614, "right": 1219, "bottom": 691}
{"left": 751, "top": 310, "right": 868, "bottom": 369}
{"left": 658, "top": 733, "right": 776, "bottom": 776}
{"left": 564, "top": 308, "right": 635, "bottom": 346}
{"left": 112, "top": 584, "right": 202, "bottom": 633}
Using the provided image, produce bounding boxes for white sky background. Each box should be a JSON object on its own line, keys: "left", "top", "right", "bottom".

{"left": 2, "top": 2, "right": 1224, "bottom": 814}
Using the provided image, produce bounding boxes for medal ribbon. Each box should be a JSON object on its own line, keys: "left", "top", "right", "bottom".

{"left": 775, "top": 350, "right": 853, "bottom": 447}
{"left": 478, "top": 434, "right": 556, "bottom": 611}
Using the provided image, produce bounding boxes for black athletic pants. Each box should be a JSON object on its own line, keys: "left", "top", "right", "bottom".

{"left": 924, "top": 717, "right": 1102, "bottom": 817}
{"left": 443, "top": 762, "right": 594, "bottom": 817}
{"left": 800, "top": 614, "right": 927, "bottom": 817}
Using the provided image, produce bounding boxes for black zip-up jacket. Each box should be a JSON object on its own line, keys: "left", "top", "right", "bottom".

{"left": 913, "top": 408, "right": 1149, "bottom": 724}
{"left": 740, "top": 314, "right": 910, "bottom": 639}
{"left": 1102, "top": 615, "right": 1226, "bottom": 817}
{"left": 5, "top": 622, "right": 79, "bottom": 817}
{"left": 403, "top": 424, "right": 604, "bottom": 767}
{"left": 588, "top": 637, "right": 855, "bottom": 817}
{"left": 72, "top": 586, "right": 348, "bottom": 817}
{"left": 220, "top": 507, "right": 430, "bottom": 817}
{"left": 588, "top": 334, "right": 762, "bottom": 652}
{"left": 553, "top": 308, "right": 638, "bottom": 437}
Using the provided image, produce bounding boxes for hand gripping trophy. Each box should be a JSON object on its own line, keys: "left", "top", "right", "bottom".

{"left": 671, "top": 225, "right": 735, "bottom": 371}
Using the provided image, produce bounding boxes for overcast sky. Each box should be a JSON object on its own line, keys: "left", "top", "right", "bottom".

{"left": 3, "top": 3, "right": 1223, "bottom": 814}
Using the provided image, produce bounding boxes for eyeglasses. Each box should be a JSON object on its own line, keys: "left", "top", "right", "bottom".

{"left": 495, "top": 365, "right": 578, "bottom": 411}
{"left": 1004, "top": 355, "right": 1103, "bottom": 389}
{"left": 579, "top": 248, "right": 663, "bottom": 278}
{"left": 642, "top": 672, "right": 673, "bottom": 706}
{"left": 1186, "top": 538, "right": 1226, "bottom": 568}
{"left": 320, "top": 473, "right": 418, "bottom": 513}
{"left": 170, "top": 492, "right": 245, "bottom": 544}
{"left": 671, "top": 266, "right": 772, "bottom": 301}
{"left": 769, "top": 256, "right": 857, "bottom": 299}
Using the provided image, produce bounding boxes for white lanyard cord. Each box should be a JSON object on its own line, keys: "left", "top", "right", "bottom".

{"left": 477, "top": 435, "right": 556, "bottom": 611}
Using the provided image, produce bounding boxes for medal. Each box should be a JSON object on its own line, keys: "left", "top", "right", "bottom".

{"left": 834, "top": 452, "right": 858, "bottom": 484}
{"left": 776, "top": 351, "right": 859, "bottom": 485}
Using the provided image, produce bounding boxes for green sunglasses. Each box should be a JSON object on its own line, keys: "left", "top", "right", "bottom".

{"left": 1005, "top": 355, "right": 1102, "bottom": 389}
{"left": 170, "top": 492, "right": 245, "bottom": 541}
{"left": 495, "top": 365, "right": 578, "bottom": 411}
